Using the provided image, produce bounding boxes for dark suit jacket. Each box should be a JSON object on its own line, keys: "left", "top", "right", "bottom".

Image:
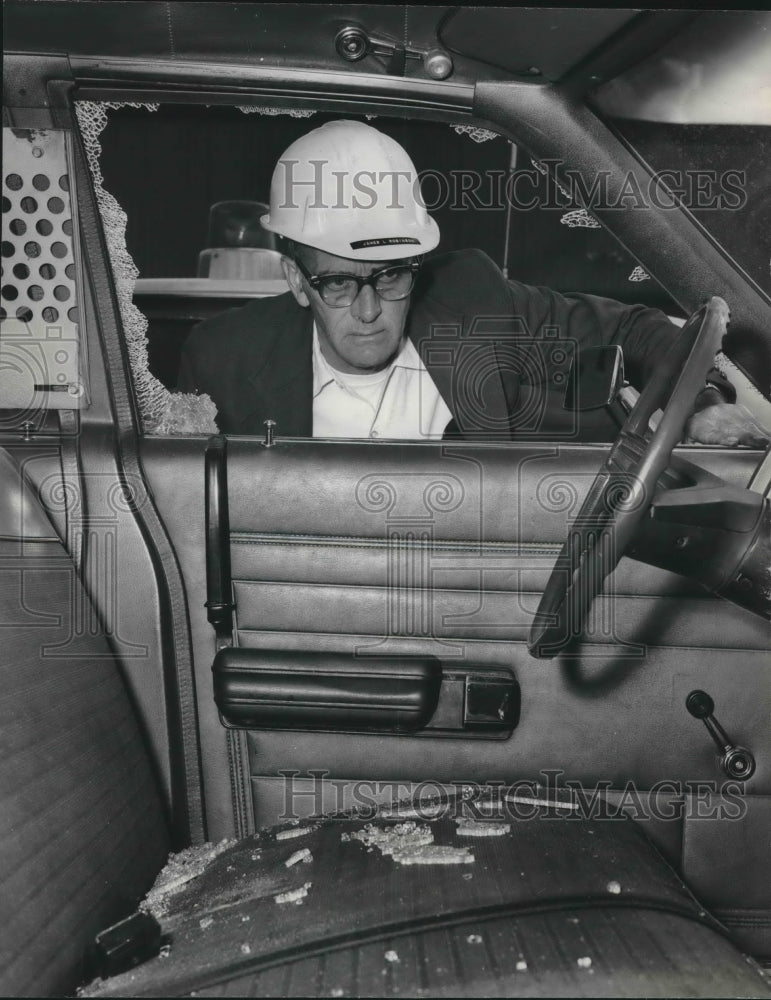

{"left": 178, "top": 249, "right": 681, "bottom": 439}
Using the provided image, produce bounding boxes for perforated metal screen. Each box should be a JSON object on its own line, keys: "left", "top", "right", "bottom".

{"left": 1, "top": 128, "right": 86, "bottom": 412}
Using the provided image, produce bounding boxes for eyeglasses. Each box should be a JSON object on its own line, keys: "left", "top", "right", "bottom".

{"left": 293, "top": 257, "right": 420, "bottom": 308}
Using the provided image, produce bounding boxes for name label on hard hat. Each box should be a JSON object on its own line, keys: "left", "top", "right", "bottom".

{"left": 350, "top": 237, "right": 421, "bottom": 249}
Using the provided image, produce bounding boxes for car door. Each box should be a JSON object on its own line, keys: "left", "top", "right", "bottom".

{"left": 90, "top": 90, "right": 771, "bottom": 961}
{"left": 3, "top": 9, "right": 769, "bottom": 966}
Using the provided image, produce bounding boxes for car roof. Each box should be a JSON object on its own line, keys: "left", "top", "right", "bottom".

{"left": 0, "top": 3, "right": 690, "bottom": 89}
{"left": 6, "top": 4, "right": 769, "bottom": 125}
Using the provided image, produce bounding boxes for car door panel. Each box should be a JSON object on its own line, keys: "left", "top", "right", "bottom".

{"left": 141, "top": 433, "right": 771, "bottom": 957}
{"left": 140, "top": 436, "right": 768, "bottom": 826}
{"left": 232, "top": 581, "right": 767, "bottom": 649}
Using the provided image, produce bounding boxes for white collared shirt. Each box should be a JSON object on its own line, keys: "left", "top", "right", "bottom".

{"left": 312, "top": 326, "right": 452, "bottom": 439}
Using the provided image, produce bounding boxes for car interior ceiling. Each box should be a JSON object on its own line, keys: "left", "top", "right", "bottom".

{"left": 2, "top": 3, "right": 771, "bottom": 998}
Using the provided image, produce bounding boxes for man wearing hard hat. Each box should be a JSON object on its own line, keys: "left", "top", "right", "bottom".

{"left": 179, "top": 120, "right": 766, "bottom": 445}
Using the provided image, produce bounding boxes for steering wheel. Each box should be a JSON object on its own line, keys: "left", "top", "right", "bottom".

{"left": 528, "top": 296, "right": 729, "bottom": 659}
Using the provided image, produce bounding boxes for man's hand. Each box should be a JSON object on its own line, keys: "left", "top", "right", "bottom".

{"left": 685, "top": 402, "right": 771, "bottom": 448}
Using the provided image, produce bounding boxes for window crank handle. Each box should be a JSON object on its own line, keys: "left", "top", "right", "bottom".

{"left": 686, "top": 690, "right": 756, "bottom": 781}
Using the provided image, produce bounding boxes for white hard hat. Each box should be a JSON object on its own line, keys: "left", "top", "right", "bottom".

{"left": 261, "top": 120, "right": 440, "bottom": 260}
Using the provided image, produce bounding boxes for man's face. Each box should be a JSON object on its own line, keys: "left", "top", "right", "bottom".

{"left": 283, "top": 247, "right": 412, "bottom": 374}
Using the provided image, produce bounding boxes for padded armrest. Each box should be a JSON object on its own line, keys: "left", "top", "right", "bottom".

{"left": 213, "top": 648, "right": 442, "bottom": 733}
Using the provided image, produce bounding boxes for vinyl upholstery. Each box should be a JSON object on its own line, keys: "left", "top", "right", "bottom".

{"left": 82, "top": 796, "right": 771, "bottom": 998}
{"left": 0, "top": 448, "right": 170, "bottom": 997}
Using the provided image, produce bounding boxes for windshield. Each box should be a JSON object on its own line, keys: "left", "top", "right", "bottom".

{"left": 590, "top": 9, "right": 771, "bottom": 301}
{"left": 604, "top": 120, "right": 770, "bottom": 300}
